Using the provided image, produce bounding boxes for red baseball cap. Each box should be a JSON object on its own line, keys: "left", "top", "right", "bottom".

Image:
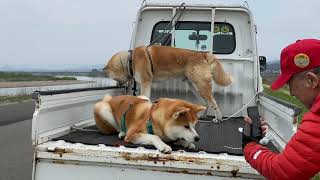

{"left": 271, "top": 39, "right": 320, "bottom": 90}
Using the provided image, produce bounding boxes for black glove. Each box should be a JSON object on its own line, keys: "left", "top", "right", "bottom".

{"left": 242, "top": 132, "right": 263, "bottom": 149}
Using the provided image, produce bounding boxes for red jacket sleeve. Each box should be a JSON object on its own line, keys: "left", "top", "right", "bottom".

{"left": 244, "top": 116, "right": 320, "bottom": 180}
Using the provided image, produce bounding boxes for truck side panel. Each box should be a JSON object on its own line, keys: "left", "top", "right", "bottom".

{"left": 32, "top": 88, "right": 123, "bottom": 145}
{"left": 258, "top": 94, "right": 298, "bottom": 150}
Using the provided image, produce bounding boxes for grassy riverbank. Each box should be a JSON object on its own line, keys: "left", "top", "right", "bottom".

{"left": 0, "top": 95, "right": 32, "bottom": 104}
{"left": 0, "top": 72, "right": 76, "bottom": 82}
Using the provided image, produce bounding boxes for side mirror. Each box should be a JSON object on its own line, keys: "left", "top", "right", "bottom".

{"left": 259, "top": 56, "right": 267, "bottom": 72}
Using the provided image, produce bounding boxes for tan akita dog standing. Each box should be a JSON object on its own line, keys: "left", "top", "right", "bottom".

{"left": 94, "top": 95, "right": 206, "bottom": 153}
{"left": 103, "top": 45, "right": 233, "bottom": 122}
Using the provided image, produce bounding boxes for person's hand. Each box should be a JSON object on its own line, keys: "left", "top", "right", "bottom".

{"left": 242, "top": 116, "right": 268, "bottom": 149}
{"left": 244, "top": 116, "right": 268, "bottom": 136}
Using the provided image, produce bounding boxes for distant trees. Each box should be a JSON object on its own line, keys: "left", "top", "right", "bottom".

{"left": 0, "top": 71, "right": 76, "bottom": 82}
{"left": 88, "top": 69, "right": 104, "bottom": 77}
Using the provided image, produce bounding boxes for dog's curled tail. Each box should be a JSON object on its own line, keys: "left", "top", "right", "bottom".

{"left": 102, "top": 95, "right": 112, "bottom": 102}
{"left": 207, "top": 53, "right": 233, "bottom": 86}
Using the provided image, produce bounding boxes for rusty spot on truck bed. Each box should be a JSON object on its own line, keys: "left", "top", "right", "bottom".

{"left": 120, "top": 152, "right": 206, "bottom": 165}
{"left": 231, "top": 169, "right": 239, "bottom": 177}
{"left": 52, "top": 160, "right": 65, "bottom": 164}
{"left": 150, "top": 169, "right": 214, "bottom": 176}
{"left": 137, "top": 168, "right": 214, "bottom": 176}
{"left": 52, "top": 159, "right": 80, "bottom": 166}
{"left": 53, "top": 148, "right": 73, "bottom": 158}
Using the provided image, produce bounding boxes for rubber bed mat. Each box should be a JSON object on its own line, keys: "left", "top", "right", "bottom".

{"left": 54, "top": 117, "right": 279, "bottom": 156}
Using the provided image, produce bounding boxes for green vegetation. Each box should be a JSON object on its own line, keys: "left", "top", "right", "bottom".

{"left": 0, "top": 72, "right": 76, "bottom": 82}
{"left": 0, "top": 95, "right": 32, "bottom": 104}
{"left": 88, "top": 69, "right": 103, "bottom": 77}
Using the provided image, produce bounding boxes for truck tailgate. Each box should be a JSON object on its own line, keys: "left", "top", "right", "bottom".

{"left": 35, "top": 140, "right": 263, "bottom": 179}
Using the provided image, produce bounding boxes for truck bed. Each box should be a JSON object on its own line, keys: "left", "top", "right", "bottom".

{"left": 54, "top": 117, "right": 279, "bottom": 156}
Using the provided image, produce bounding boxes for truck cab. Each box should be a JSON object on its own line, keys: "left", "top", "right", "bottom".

{"left": 31, "top": 3, "right": 299, "bottom": 180}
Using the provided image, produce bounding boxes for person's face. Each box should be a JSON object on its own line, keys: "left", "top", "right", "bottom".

{"left": 287, "top": 72, "right": 320, "bottom": 109}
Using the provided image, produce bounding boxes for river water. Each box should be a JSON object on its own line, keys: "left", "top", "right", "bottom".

{"left": 0, "top": 76, "right": 117, "bottom": 96}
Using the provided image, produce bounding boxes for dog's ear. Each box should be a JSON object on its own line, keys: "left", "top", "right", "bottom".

{"left": 172, "top": 106, "right": 190, "bottom": 119}
{"left": 192, "top": 104, "right": 206, "bottom": 113}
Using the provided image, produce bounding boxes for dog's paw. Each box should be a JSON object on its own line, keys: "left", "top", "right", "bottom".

{"left": 213, "top": 112, "right": 223, "bottom": 123}
{"left": 175, "top": 139, "right": 195, "bottom": 150}
{"left": 212, "top": 117, "right": 223, "bottom": 123}
{"left": 187, "top": 143, "right": 196, "bottom": 150}
{"left": 212, "top": 118, "right": 219, "bottom": 123}
{"left": 158, "top": 144, "right": 172, "bottom": 154}
{"left": 175, "top": 139, "right": 188, "bottom": 147}
{"left": 174, "top": 139, "right": 185, "bottom": 147}
{"left": 118, "top": 132, "right": 126, "bottom": 140}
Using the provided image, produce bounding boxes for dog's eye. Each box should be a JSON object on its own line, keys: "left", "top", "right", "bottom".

{"left": 184, "top": 125, "right": 190, "bottom": 129}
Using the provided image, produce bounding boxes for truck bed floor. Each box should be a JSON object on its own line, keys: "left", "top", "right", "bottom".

{"left": 54, "top": 117, "right": 279, "bottom": 155}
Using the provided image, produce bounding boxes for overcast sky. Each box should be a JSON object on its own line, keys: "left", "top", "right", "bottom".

{"left": 0, "top": 0, "right": 319, "bottom": 66}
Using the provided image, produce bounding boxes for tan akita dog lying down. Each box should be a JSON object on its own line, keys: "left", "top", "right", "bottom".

{"left": 94, "top": 95, "right": 206, "bottom": 153}
{"left": 103, "top": 45, "right": 233, "bottom": 123}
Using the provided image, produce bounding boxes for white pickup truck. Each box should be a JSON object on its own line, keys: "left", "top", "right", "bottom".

{"left": 31, "top": 3, "right": 301, "bottom": 180}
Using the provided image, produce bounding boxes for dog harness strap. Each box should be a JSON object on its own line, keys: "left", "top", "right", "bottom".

{"left": 120, "top": 104, "right": 132, "bottom": 134}
{"left": 120, "top": 113, "right": 127, "bottom": 134}
{"left": 145, "top": 46, "right": 154, "bottom": 74}
{"left": 127, "top": 49, "right": 138, "bottom": 96}
{"left": 132, "top": 81, "right": 137, "bottom": 96}
{"left": 127, "top": 50, "right": 134, "bottom": 77}
{"left": 146, "top": 120, "right": 154, "bottom": 134}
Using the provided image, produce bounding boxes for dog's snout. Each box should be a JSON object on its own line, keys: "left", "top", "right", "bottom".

{"left": 194, "top": 136, "right": 200, "bottom": 142}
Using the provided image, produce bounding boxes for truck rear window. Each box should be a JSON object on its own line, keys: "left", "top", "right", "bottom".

{"left": 151, "top": 21, "right": 236, "bottom": 54}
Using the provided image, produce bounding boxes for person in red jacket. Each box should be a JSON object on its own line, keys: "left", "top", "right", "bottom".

{"left": 243, "top": 39, "right": 320, "bottom": 180}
